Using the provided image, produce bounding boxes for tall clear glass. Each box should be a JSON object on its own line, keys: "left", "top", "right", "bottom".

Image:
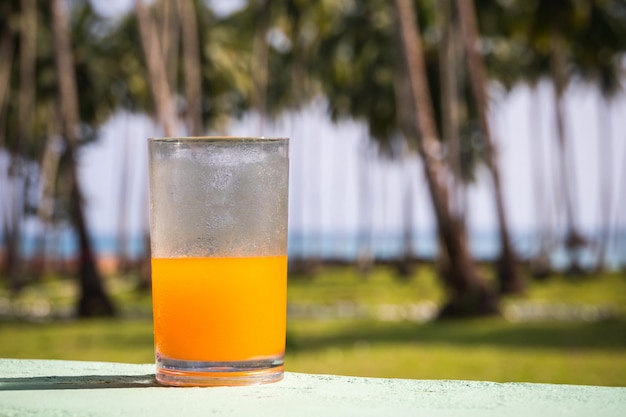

{"left": 148, "top": 137, "right": 289, "bottom": 386}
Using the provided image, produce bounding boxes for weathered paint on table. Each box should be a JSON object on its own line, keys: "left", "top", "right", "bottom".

{"left": 0, "top": 359, "right": 624, "bottom": 416}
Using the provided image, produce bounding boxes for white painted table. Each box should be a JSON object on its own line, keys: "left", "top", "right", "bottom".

{"left": 0, "top": 359, "right": 624, "bottom": 416}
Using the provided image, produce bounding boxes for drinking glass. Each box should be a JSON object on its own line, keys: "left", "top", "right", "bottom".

{"left": 148, "top": 137, "right": 289, "bottom": 386}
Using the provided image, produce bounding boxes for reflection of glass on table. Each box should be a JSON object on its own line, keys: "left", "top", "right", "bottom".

{"left": 148, "top": 137, "right": 289, "bottom": 386}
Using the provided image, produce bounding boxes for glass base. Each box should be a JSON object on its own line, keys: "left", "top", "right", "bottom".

{"left": 155, "top": 353, "right": 284, "bottom": 386}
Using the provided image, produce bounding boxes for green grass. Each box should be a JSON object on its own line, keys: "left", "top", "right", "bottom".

{"left": 288, "top": 265, "right": 626, "bottom": 312}
{"left": 1, "top": 265, "right": 625, "bottom": 386}
{"left": 287, "top": 265, "right": 445, "bottom": 305}
{"left": 0, "top": 317, "right": 623, "bottom": 386}
{"left": 0, "top": 319, "right": 154, "bottom": 364}
{"left": 286, "top": 319, "right": 626, "bottom": 386}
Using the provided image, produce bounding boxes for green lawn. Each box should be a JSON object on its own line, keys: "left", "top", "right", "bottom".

{"left": 0, "top": 265, "right": 625, "bottom": 386}
{"left": 286, "top": 318, "right": 626, "bottom": 386}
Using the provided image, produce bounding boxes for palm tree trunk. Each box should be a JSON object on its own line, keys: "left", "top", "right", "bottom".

{"left": 394, "top": 0, "right": 499, "bottom": 317}
{"left": 1, "top": 156, "right": 23, "bottom": 293}
{"left": 550, "top": 31, "right": 585, "bottom": 274}
{"left": 135, "top": 0, "right": 182, "bottom": 290}
{"left": 18, "top": 0, "right": 36, "bottom": 143}
{"left": 177, "top": 0, "right": 203, "bottom": 136}
{"left": 594, "top": 97, "right": 612, "bottom": 272}
{"left": 135, "top": 0, "right": 179, "bottom": 137}
{"left": 251, "top": 1, "right": 270, "bottom": 133}
{"left": 156, "top": 0, "right": 180, "bottom": 102}
{"left": 0, "top": 9, "right": 17, "bottom": 282}
{"left": 18, "top": 0, "right": 38, "bottom": 279}
{"left": 616, "top": 135, "right": 626, "bottom": 270}
{"left": 356, "top": 134, "right": 374, "bottom": 277}
{"left": 455, "top": 0, "right": 523, "bottom": 294}
{"left": 0, "top": 0, "right": 34, "bottom": 290}
{"left": 392, "top": 37, "right": 418, "bottom": 279}
{"left": 437, "top": 0, "right": 463, "bottom": 219}
{"left": 0, "top": 5, "right": 14, "bottom": 128}
{"left": 397, "top": 153, "right": 416, "bottom": 279}
{"left": 115, "top": 113, "right": 132, "bottom": 274}
{"left": 70, "top": 177, "right": 116, "bottom": 316}
{"left": 37, "top": 110, "right": 63, "bottom": 275}
{"left": 51, "top": 0, "right": 115, "bottom": 317}
{"left": 528, "top": 86, "right": 552, "bottom": 278}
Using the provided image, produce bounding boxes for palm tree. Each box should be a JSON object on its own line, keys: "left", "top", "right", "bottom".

{"left": 2, "top": 1, "right": 116, "bottom": 310}
{"left": 255, "top": 0, "right": 500, "bottom": 315}
{"left": 51, "top": 0, "right": 115, "bottom": 316}
{"left": 470, "top": 0, "right": 553, "bottom": 277}
{"left": 528, "top": 86, "right": 554, "bottom": 278}
{"left": 134, "top": 0, "right": 181, "bottom": 292}
{"left": 0, "top": 0, "right": 21, "bottom": 288}
{"left": 503, "top": 0, "right": 617, "bottom": 274}
{"left": 156, "top": 0, "right": 180, "bottom": 104}
{"left": 177, "top": 0, "right": 203, "bottom": 136}
{"left": 455, "top": 0, "right": 524, "bottom": 294}
{"left": 551, "top": 28, "right": 587, "bottom": 274}
{"left": 356, "top": 134, "right": 375, "bottom": 277}
{"left": 436, "top": 0, "right": 463, "bottom": 219}
{"left": 19, "top": 0, "right": 45, "bottom": 277}
{"left": 394, "top": 0, "right": 499, "bottom": 317}
{"left": 250, "top": 0, "right": 270, "bottom": 132}
{"left": 570, "top": 0, "right": 626, "bottom": 272}
{"left": 135, "top": 0, "right": 180, "bottom": 137}
{"left": 476, "top": 0, "right": 626, "bottom": 275}
{"left": 1, "top": 2, "right": 47, "bottom": 278}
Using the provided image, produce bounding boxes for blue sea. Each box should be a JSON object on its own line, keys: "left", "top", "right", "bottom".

{"left": 10, "top": 228, "right": 626, "bottom": 271}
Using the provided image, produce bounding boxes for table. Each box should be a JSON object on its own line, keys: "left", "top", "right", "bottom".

{"left": 0, "top": 359, "right": 624, "bottom": 416}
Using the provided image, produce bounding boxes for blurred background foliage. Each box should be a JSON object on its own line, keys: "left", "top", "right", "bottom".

{"left": 0, "top": 0, "right": 625, "bottom": 385}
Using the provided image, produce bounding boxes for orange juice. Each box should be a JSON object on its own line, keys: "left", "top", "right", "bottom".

{"left": 151, "top": 256, "right": 287, "bottom": 362}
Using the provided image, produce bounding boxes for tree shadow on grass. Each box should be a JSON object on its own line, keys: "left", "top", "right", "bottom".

{"left": 287, "top": 318, "right": 626, "bottom": 353}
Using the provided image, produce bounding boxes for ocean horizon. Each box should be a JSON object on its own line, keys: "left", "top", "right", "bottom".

{"left": 6, "top": 228, "right": 625, "bottom": 272}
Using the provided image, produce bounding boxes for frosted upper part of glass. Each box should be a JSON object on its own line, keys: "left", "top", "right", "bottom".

{"left": 149, "top": 138, "right": 289, "bottom": 258}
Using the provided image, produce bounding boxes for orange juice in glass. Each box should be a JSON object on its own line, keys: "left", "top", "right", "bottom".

{"left": 148, "top": 137, "right": 289, "bottom": 386}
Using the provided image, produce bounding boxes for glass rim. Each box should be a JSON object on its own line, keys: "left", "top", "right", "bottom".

{"left": 148, "top": 136, "right": 289, "bottom": 143}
